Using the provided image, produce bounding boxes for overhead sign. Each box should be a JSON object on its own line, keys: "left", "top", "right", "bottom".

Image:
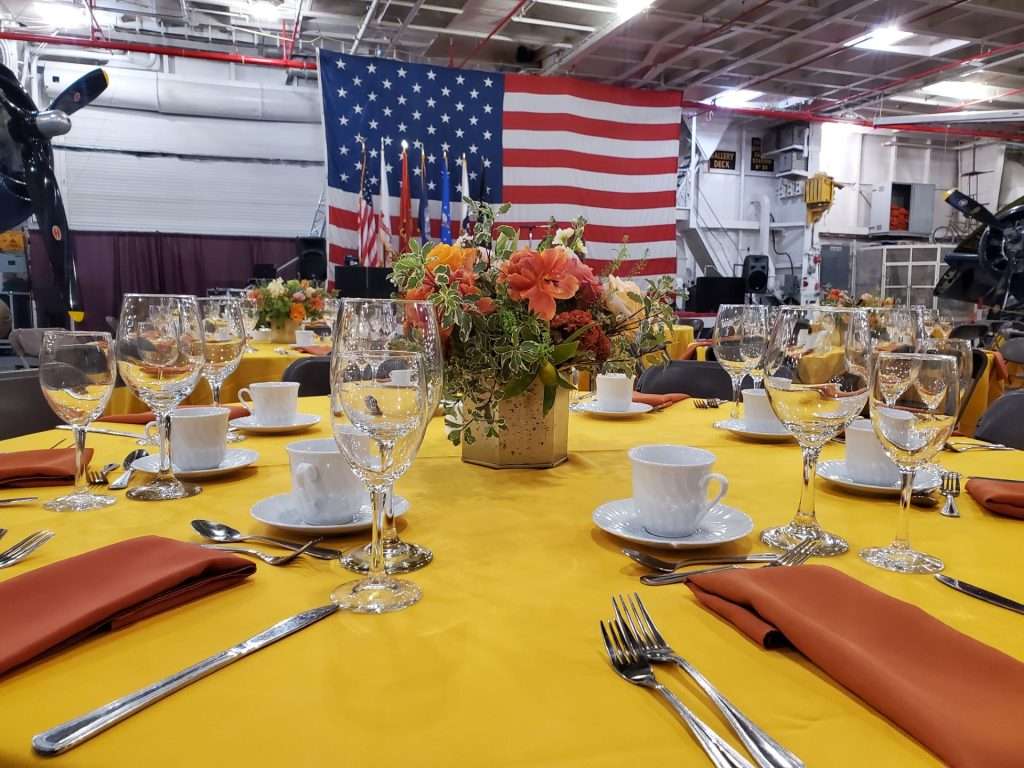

{"left": 710, "top": 150, "right": 737, "bottom": 170}
{"left": 750, "top": 137, "right": 774, "bottom": 172}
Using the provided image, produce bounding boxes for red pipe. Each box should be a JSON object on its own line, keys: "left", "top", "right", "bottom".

{"left": 0, "top": 30, "right": 316, "bottom": 69}
{"left": 456, "top": 0, "right": 529, "bottom": 69}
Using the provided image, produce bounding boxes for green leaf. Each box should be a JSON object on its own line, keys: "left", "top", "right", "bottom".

{"left": 502, "top": 372, "right": 535, "bottom": 398}
{"left": 550, "top": 340, "right": 578, "bottom": 365}
{"left": 555, "top": 372, "right": 574, "bottom": 390}
{"left": 542, "top": 383, "right": 556, "bottom": 413}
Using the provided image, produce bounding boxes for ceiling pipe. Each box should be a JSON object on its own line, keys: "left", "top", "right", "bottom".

{"left": 350, "top": 0, "right": 381, "bottom": 54}
{"left": 0, "top": 30, "right": 317, "bottom": 69}
{"left": 457, "top": 0, "right": 530, "bottom": 69}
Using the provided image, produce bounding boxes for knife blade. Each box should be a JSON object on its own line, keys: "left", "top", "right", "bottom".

{"left": 56, "top": 424, "right": 146, "bottom": 440}
{"left": 935, "top": 574, "right": 1024, "bottom": 616}
{"left": 32, "top": 603, "right": 340, "bottom": 755}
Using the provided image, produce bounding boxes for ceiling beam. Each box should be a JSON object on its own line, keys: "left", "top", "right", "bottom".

{"left": 540, "top": 3, "right": 659, "bottom": 76}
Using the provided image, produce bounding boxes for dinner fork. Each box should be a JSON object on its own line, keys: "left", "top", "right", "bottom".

{"left": 623, "top": 548, "right": 780, "bottom": 573}
{"left": 201, "top": 538, "right": 322, "bottom": 565}
{"left": 641, "top": 538, "right": 817, "bottom": 586}
{"left": 613, "top": 594, "right": 803, "bottom": 768}
{"left": 940, "top": 471, "right": 961, "bottom": 519}
{"left": 601, "top": 619, "right": 754, "bottom": 768}
{"left": 0, "top": 530, "right": 55, "bottom": 569}
{"left": 86, "top": 463, "right": 119, "bottom": 486}
{"left": 694, "top": 399, "right": 722, "bottom": 409}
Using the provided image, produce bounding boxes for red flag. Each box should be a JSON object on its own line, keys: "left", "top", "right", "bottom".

{"left": 398, "top": 146, "right": 412, "bottom": 254}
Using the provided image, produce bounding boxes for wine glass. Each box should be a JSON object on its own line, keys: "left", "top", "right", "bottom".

{"left": 860, "top": 353, "right": 958, "bottom": 573}
{"left": 240, "top": 297, "right": 260, "bottom": 352}
{"left": 924, "top": 338, "right": 972, "bottom": 416}
{"left": 330, "top": 298, "right": 436, "bottom": 612}
{"left": 761, "top": 307, "right": 872, "bottom": 555}
{"left": 116, "top": 294, "right": 205, "bottom": 501}
{"left": 38, "top": 331, "right": 117, "bottom": 511}
{"left": 197, "top": 297, "right": 245, "bottom": 407}
{"left": 338, "top": 298, "right": 443, "bottom": 574}
{"left": 713, "top": 304, "right": 768, "bottom": 419}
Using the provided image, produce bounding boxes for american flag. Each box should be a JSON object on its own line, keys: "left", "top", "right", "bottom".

{"left": 356, "top": 148, "right": 380, "bottom": 267}
{"left": 318, "top": 50, "right": 682, "bottom": 278}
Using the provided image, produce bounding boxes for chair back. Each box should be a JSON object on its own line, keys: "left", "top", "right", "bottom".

{"left": 676, "top": 318, "right": 704, "bottom": 335}
{"left": 281, "top": 357, "right": 331, "bottom": 397}
{"left": 9, "top": 328, "right": 62, "bottom": 369}
{"left": 949, "top": 323, "right": 989, "bottom": 346}
{"left": 1000, "top": 336, "right": 1024, "bottom": 365}
{"left": 974, "top": 391, "right": 1024, "bottom": 449}
{"left": 636, "top": 360, "right": 734, "bottom": 400}
{"left": 0, "top": 370, "right": 62, "bottom": 439}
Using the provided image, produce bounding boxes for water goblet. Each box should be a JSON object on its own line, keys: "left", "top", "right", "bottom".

{"left": 240, "top": 297, "right": 260, "bottom": 352}
{"left": 38, "top": 331, "right": 117, "bottom": 511}
{"left": 713, "top": 304, "right": 768, "bottom": 418}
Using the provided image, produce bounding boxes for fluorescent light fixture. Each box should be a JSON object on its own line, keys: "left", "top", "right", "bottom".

{"left": 920, "top": 80, "right": 1009, "bottom": 101}
{"left": 844, "top": 27, "right": 968, "bottom": 56}
{"left": 617, "top": 0, "right": 653, "bottom": 20}
{"left": 701, "top": 89, "right": 764, "bottom": 108}
{"left": 31, "top": 2, "right": 89, "bottom": 27}
{"left": 846, "top": 26, "right": 911, "bottom": 49}
{"left": 244, "top": 0, "right": 283, "bottom": 22}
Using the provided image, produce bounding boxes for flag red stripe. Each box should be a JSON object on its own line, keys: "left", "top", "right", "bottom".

{"left": 502, "top": 112, "right": 680, "bottom": 141}
{"left": 504, "top": 73, "right": 682, "bottom": 109}
{"left": 504, "top": 186, "right": 676, "bottom": 210}
{"left": 329, "top": 206, "right": 358, "bottom": 229}
{"left": 583, "top": 257, "right": 678, "bottom": 276}
{"left": 503, "top": 149, "right": 677, "bottom": 175}
{"left": 503, "top": 221, "right": 676, "bottom": 244}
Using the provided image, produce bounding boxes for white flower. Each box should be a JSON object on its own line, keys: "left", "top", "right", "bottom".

{"left": 266, "top": 278, "right": 286, "bottom": 298}
{"left": 553, "top": 227, "right": 575, "bottom": 247}
{"left": 604, "top": 274, "right": 644, "bottom": 319}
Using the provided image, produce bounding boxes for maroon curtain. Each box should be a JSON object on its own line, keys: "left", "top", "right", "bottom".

{"left": 29, "top": 231, "right": 298, "bottom": 330}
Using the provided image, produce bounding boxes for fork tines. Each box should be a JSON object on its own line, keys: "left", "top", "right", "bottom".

{"left": 0, "top": 530, "right": 55, "bottom": 569}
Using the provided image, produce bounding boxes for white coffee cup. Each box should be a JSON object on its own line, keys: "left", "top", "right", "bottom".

{"left": 596, "top": 373, "right": 634, "bottom": 412}
{"left": 629, "top": 444, "right": 729, "bottom": 538}
{"left": 742, "top": 388, "right": 783, "bottom": 431}
{"left": 845, "top": 417, "right": 899, "bottom": 485}
{"left": 251, "top": 328, "right": 271, "bottom": 343}
{"left": 286, "top": 438, "right": 368, "bottom": 524}
{"left": 238, "top": 381, "right": 300, "bottom": 425}
{"left": 146, "top": 407, "right": 229, "bottom": 471}
{"left": 294, "top": 329, "right": 317, "bottom": 346}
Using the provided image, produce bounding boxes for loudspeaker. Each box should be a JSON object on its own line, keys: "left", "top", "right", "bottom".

{"left": 296, "top": 237, "right": 327, "bottom": 281}
{"left": 742, "top": 254, "right": 770, "bottom": 294}
{"left": 687, "top": 277, "right": 745, "bottom": 312}
{"left": 251, "top": 263, "right": 276, "bottom": 281}
{"left": 334, "top": 266, "right": 393, "bottom": 298}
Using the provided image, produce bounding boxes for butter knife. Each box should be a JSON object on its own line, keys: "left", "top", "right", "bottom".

{"left": 56, "top": 424, "right": 145, "bottom": 440}
{"left": 32, "top": 603, "right": 340, "bottom": 755}
{"left": 935, "top": 574, "right": 1024, "bottom": 616}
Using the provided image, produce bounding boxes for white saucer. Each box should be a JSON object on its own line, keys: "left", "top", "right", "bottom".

{"left": 131, "top": 448, "right": 259, "bottom": 479}
{"left": 251, "top": 492, "right": 409, "bottom": 534}
{"left": 592, "top": 499, "right": 754, "bottom": 549}
{"left": 817, "top": 460, "right": 941, "bottom": 495}
{"left": 714, "top": 418, "right": 794, "bottom": 442}
{"left": 229, "top": 414, "right": 321, "bottom": 434}
{"left": 575, "top": 401, "right": 652, "bottom": 417}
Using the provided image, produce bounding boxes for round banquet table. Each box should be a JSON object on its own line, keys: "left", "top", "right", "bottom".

{"left": 1, "top": 398, "right": 1022, "bottom": 767}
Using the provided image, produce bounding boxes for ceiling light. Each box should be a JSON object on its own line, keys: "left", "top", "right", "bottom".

{"left": 845, "top": 27, "right": 968, "bottom": 56}
{"left": 30, "top": 2, "right": 89, "bottom": 27}
{"left": 920, "top": 80, "right": 1008, "bottom": 101}
{"left": 242, "top": 0, "right": 283, "bottom": 22}
{"left": 617, "top": 0, "right": 653, "bottom": 20}
{"left": 701, "top": 89, "right": 763, "bottom": 108}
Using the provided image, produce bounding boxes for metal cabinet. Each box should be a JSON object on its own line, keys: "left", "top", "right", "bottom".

{"left": 868, "top": 182, "right": 935, "bottom": 238}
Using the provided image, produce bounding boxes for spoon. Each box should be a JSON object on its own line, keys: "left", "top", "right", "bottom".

{"left": 108, "top": 449, "right": 150, "bottom": 490}
{"left": 190, "top": 520, "right": 342, "bottom": 561}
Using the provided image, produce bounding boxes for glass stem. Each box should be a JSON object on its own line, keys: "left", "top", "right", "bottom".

{"left": 72, "top": 425, "right": 87, "bottom": 495}
{"left": 794, "top": 445, "right": 821, "bottom": 528}
{"left": 367, "top": 439, "right": 394, "bottom": 581}
{"left": 731, "top": 375, "right": 743, "bottom": 419}
{"left": 381, "top": 484, "right": 399, "bottom": 549}
{"left": 156, "top": 411, "right": 174, "bottom": 482}
{"left": 211, "top": 382, "right": 221, "bottom": 408}
{"left": 893, "top": 469, "right": 915, "bottom": 551}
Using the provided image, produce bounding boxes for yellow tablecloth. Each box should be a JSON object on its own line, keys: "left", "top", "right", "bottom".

{"left": 106, "top": 342, "right": 315, "bottom": 415}
{"left": 2, "top": 399, "right": 1023, "bottom": 766}
{"left": 641, "top": 324, "right": 695, "bottom": 367}
{"left": 959, "top": 350, "right": 1005, "bottom": 437}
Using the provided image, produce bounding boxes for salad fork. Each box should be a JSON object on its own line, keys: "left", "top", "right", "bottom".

{"left": 0, "top": 530, "right": 55, "bottom": 569}
{"left": 601, "top": 619, "right": 753, "bottom": 768}
{"left": 201, "top": 538, "right": 322, "bottom": 565}
{"left": 940, "top": 472, "right": 961, "bottom": 518}
{"left": 613, "top": 594, "right": 803, "bottom": 768}
{"left": 641, "top": 538, "right": 817, "bottom": 586}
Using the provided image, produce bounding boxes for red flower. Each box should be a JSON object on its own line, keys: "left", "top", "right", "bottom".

{"left": 551, "top": 309, "right": 612, "bottom": 363}
{"left": 475, "top": 297, "right": 496, "bottom": 315}
{"left": 498, "top": 246, "right": 580, "bottom": 321}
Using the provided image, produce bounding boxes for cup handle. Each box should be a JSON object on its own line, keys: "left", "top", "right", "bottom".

{"left": 701, "top": 472, "right": 729, "bottom": 511}
{"left": 293, "top": 462, "right": 321, "bottom": 519}
{"left": 144, "top": 421, "right": 158, "bottom": 442}
{"left": 237, "top": 388, "right": 254, "bottom": 414}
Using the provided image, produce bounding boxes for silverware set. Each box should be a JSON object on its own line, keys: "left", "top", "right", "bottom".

{"left": 601, "top": 594, "right": 802, "bottom": 768}
{"left": 944, "top": 440, "right": 1014, "bottom": 453}
{"left": 0, "top": 530, "right": 55, "bottom": 569}
{"left": 940, "top": 471, "right": 961, "bottom": 518}
{"left": 640, "top": 539, "right": 818, "bottom": 586}
{"left": 201, "top": 537, "right": 323, "bottom": 565}
{"left": 86, "top": 463, "right": 120, "bottom": 486}
{"left": 694, "top": 398, "right": 723, "bottom": 409}
{"left": 191, "top": 520, "right": 343, "bottom": 560}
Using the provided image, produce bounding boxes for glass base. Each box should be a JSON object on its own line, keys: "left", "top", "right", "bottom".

{"left": 44, "top": 491, "right": 117, "bottom": 512}
{"left": 127, "top": 478, "right": 201, "bottom": 501}
{"left": 860, "top": 546, "right": 944, "bottom": 574}
{"left": 340, "top": 540, "right": 433, "bottom": 574}
{"left": 760, "top": 521, "right": 849, "bottom": 556}
{"left": 331, "top": 575, "right": 421, "bottom": 613}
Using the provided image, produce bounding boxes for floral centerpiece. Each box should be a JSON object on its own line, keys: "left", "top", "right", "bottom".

{"left": 391, "top": 200, "right": 674, "bottom": 466}
{"left": 822, "top": 287, "right": 896, "bottom": 308}
{"left": 248, "top": 278, "right": 326, "bottom": 342}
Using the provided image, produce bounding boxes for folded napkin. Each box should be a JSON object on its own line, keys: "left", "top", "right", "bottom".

{"left": 966, "top": 478, "right": 1024, "bottom": 519}
{"left": 99, "top": 404, "right": 249, "bottom": 425}
{"left": 0, "top": 535, "right": 255, "bottom": 677}
{"left": 631, "top": 392, "right": 689, "bottom": 409}
{"left": 686, "top": 565, "right": 1024, "bottom": 768}
{"left": 294, "top": 345, "right": 332, "bottom": 356}
{"left": 0, "top": 448, "right": 94, "bottom": 488}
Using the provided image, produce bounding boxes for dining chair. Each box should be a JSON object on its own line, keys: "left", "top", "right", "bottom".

{"left": 974, "top": 390, "right": 1024, "bottom": 449}
{"left": 9, "top": 327, "right": 62, "bottom": 369}
{"left": 635, "top": 360, "right": 734, "bottom": 400}
{"left": 0, "top": 369, "right": 62, "bottom": 439}
{"left": 281, "top": 357, "right": 331, "bottom": 397}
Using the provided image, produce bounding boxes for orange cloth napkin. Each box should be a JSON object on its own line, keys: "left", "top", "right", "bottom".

{"left": 686, "top": 565, "right": 1024, "bottom": 768}
{"left": 0, "top": 448, "right": 94, "bottom": 488}
{"left": 99, "top": 404, "right": 249, "bottom": 425}
{"left": 294, "top": 345, "right": 332, "bottom": 356}
{"left": 966, "top": 478, "right": 1024, "bottom": 519}
{"left": 0, "top": 535, "right": 255, "bottom": 677}
{"left": 631, "top": 392, "right": 689, "bottom": 409}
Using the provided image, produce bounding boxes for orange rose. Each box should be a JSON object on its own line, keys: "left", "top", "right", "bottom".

{"left": 426, "top": 243, "right": 476, "bottom": 274}
{"left": 290, "top": 303, "right": 306, "bottom": 322}
{"left": 498, "top": 246, "right": 580, "bottom": 321}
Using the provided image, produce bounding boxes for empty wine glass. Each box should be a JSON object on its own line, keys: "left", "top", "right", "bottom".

{"left": 761, "top": 307, "right": 871, "bottom": 555}
{"left": 38, "top": 331, "right": 117, "bottom": 511}
{"left": 860, "top": 353, "right": 958, "bottom": 573}
{"left": 924, "top": 338, "right": 973, "bottom": 423}
{"left": 197, "top": 297, "right": 245, "bottom": 407}
{"left": 338, "top": 298, "right": 443, "bottom": 575}
{"left": 116, "top": 294, "right": 205, "bottom": 501}
{"left": 330, "top": 299, "right": 434, "bottom": 613}
{"left": 713, "top": 304, "right": 768, "bottom": 418}
{"left": 240, "top": 297, "right": 260, "bottom": 352}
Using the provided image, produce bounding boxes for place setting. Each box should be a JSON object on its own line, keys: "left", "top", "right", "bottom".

{"left": 714, "top": 388, "right": 794, "bottom": 442}
{"left": 573, "top": 373, "right": 654, "bottom": 417}
{"left": 230, "top": 381, "right": 321, "bottom": 434}
{"left": 132, "top": 406, "right": 259, "bottom": 480}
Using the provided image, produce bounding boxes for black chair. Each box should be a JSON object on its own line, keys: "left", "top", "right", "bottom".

{"left": 974, "top": 390, "right": 1024, "bottom": 449}
{"left": 950, "top": 323, "right": 989, "bottom": 346}
{"left": 0, "top": 370, "right": 62, "bottom": 439}
{"left": 636, "top": 360, "right": 733, "bottom": 400}
{"left": 1001, "top": 336, "right": 1024, "bottom": 365}
{"left": 281, "top": 357, "right": 330, "bottom": 397}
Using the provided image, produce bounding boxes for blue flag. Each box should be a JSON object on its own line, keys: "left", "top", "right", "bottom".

{"left": 417, "top": 145, "right": 429, "bottom": 244}
{"left": 440, "top": 154, "right": 452, "bottom": 244}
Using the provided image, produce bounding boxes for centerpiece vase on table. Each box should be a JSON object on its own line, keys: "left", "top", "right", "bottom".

{"left": 269, "top": 318, "right": 298, "bottom": 344}
{"left": 247, "top": 278, "right": 329, "bottom": 344}
{"left": 390, "top": 199, "right": 675, "bottom": 470}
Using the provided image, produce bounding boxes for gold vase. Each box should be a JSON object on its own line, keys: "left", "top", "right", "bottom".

{"left": 270, "top": 318, "right": 298, "bottom": 344}
{"left": 460, "top": 379, "right": 569, "bottom": 469}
